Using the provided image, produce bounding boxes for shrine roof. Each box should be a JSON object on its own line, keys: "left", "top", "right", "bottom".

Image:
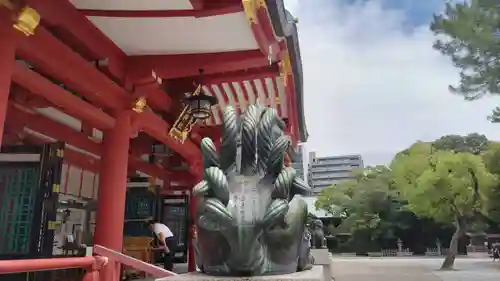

{"left": 66, "top": 0, "right": 306, "bottom": 140}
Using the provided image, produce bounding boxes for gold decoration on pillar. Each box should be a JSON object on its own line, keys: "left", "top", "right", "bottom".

{"left": 241, "top": 0, "right": 268, "bottom": 24}
{"left": 256, "top": 0, "right": 267, "bottom": 9}
{"left": 132, "top": 96, "right": 147, "bottom": 113}
{"left": 168, "top": 85, "right": 201, "bottom": 143}
{"left": 279, "top": 54, "right": 292, "bottom": 86}
{"left": 242, "top": 0, "right": 257, "bottom": 24}
{"left": 13, "top": 6, "right": 41, "bottom": 36}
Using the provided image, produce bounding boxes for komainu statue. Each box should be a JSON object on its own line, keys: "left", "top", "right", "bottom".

{"left": 192, "top": 105, "right": 314, "bottom": 276}
{"left": 310, "top": 219, "right": 326, "bottom": 249}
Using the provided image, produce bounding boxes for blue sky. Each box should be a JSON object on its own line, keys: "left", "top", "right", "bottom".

{"left": 377, "top": 0, "right": 443, "bottom": 26}
{"left": 283, "top": 0, "right": 499, "bottom": 166}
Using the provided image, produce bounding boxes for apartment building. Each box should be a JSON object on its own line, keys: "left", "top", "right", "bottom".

{"left": 308, "top": 152, "right": 363, "bottom": 193}
{"left": 290, "top": 144, "right": 305, "bottom": 180}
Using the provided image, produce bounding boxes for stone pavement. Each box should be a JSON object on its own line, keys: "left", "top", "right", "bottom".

{"left": 330, "top": 256, "right": 500, "bottom": 281}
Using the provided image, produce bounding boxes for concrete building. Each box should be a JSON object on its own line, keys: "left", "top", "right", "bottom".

{"left": 308, "top": 152, "right": 363, "bottom": 193}
{"left": 290, "top": 144, "right": 305, "bottom": 180}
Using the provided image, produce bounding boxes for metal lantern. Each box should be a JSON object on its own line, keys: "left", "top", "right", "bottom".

{"left": 185, "top": 91, "right": 218, "bottom": 120}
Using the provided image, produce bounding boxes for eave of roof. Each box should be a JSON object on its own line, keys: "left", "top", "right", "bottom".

{"left": 267, "top": 0, "right": 308, "bottom": 142}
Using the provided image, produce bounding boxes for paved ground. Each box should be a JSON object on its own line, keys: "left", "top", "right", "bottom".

{"left": 330, "top": 256, "right": 500, "bottom": 281}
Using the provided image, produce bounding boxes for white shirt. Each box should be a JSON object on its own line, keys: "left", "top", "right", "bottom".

{"left": 153, "top": 223, "right": 174, "bottom": 241}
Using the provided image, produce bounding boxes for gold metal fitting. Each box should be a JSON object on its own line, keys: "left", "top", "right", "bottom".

{"left": 132, "top": 96, "right": 147, "bottom": 113}
{"left": 13, "top": 6, "right": 41, "bottom": 36}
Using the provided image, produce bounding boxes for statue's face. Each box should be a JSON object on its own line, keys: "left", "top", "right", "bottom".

{"left": 314, "top": 220, "right": 323, "bottom": 228}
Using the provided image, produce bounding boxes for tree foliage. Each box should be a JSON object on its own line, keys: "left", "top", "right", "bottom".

{"left": 430, "top": 0, "right": 500, "bottom": 121}
{"left": 481, "top": 142, "right": 500, "bottom": 225}
{"left": 433, "top": 133, "right": 489, "bottom": 155}
{"left": 316, "top": 166, "right": 407, "bottom": 243}
{"left": 391, "top": 141, "right": 497, "bottom": 268}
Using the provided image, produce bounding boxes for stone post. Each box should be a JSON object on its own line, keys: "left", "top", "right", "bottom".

{"left": 396, "top": 238, "right": 403, "bottom": 256}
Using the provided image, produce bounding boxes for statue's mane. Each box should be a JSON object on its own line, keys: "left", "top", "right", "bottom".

{"left": 195, "top": 104, "right": 311, "bottom": 201}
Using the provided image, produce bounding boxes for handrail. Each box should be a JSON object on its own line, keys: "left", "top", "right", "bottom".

{"left": 0, "top": 256, "right": 107, "bottom": 274}
{"left": 94, "top": 244, "right": 177, "bottom": 278}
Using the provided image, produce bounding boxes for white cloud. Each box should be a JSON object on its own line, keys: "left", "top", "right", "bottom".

{"left": 285, "top": 0, "right": 500, "bottom": 165}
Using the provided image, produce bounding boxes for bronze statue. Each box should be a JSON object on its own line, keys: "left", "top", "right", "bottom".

{"left": 192, "top": 105, "right": 314, "bottom": 276}
{"left": 310, "top": 219, "right": 326, "bottom": 249}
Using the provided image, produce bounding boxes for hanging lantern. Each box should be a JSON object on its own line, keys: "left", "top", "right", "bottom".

{"left": 185, "top": 91, "right": 218, "bottom": 120}
{"left": 184, "top": 69, "right": 218, "bottom": 121}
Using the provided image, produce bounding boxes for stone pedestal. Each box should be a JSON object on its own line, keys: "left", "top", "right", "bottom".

{"left": 156, "top": 266, "right": 325, "bottom": 281}
{"left": 310, "top": 249, "right": 332, "bottom": 281}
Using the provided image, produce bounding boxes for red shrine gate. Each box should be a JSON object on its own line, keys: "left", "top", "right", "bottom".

{"left": 0, "top": 0, "right": 306, "bottom": 280}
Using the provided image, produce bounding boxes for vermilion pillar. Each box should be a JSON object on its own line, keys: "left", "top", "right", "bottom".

{"left": 94, "top": 111, "right": 131, "bottom": 281}
{"left": 0, "top": 23, "right": 19, "bottom": 146}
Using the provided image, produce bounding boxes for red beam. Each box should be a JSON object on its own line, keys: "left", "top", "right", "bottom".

{"left": 256, "top": 6, "right": 281, "bottom": 58}
{"left": 11, "top": 87, "right": 52, "bottom": 108}
{"left": 17, "top": 27, "right": 130, "bottom": 110}
{"left": 77, "top": 4, "right": 242, "bottom": 18}
{"left": 200, "top": 65, "right": 279, "bottom": 84}
{"left": 6, "top": 105, "right": 192, "bottom": 183}
{"left": 28, "top": 0, "right": 126, "bottom": 80}
{"left": 127, "top": 50, "right": 269, "bottom": 81}
{"left": 11, "top": 63, "right": 115, "bottom": 130}
{"left": 190, "top": 0, "right": 204, "bottom": 10}
{"left": 133, "top": 79, "right": 172, "bottom": 112}
{"left": 16, "top": 25, "right": 200, "bottom": 168}
{"left": 7, "top": 104, "right": 101, "bottom": 154}
{"left": 27, "top": 0, "right": 126, "bottom": 63}
{"left": 140, "top": 109, "right": 201, "bottom": 162}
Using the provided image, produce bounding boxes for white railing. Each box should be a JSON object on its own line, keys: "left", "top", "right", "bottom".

{"left": 425, "top": 248, "right": 449, "bottom": 256}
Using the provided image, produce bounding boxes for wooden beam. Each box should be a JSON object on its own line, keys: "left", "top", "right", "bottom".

{"left": 77, "top": 4, "right": 242, "bottom": 18}
{"left": 127, "top": 50, "right": 269, "bottom": 81}
{"left": 11, "top": 63, "right": 115, "bottom": 130}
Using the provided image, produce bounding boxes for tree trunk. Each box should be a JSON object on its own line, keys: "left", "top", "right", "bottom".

{"left": 440, "top": 217, "right": 466, "bottom": 270}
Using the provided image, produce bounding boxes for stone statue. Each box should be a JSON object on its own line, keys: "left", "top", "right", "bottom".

{"left": 311, "top": 219, "right": 326, "bottom": 249}
{"left": 192, "top": 105, "right": 314, "bottom": 276}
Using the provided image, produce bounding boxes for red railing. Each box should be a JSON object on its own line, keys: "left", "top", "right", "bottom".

{"left": 93, "top": 245, "right": 177, "bottom": 278}
{"left": 0, "top": 245, "right": 178, "bottom": 281}
{"left": 0, "top": 255, "right": 107, "bottom": 281}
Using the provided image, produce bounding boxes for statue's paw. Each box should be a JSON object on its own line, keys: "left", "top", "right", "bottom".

{"left": 273, "top": 167, "right": 296, "bottom": 199}
{"left": 205, "top": 198, "right": 234, "bottom": 226}
{"left": 205, "top": 167, "right": 230, "bottom": 205}
{"left": 291, "top": 177, "right": 313, "bottom": 196}
{"left": 262, "top": 199, "right": 289, "bottom": 228}
{"left": 193, "top": 180, "right": 209, "bottom": 196}
{"left": 201, "top": 137, "right": 220, "bottom": 168}
{"left": 198, "top": 213, "right": 223, "bottom": 231}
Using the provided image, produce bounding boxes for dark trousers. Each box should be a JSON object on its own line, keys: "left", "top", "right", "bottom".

{"left": 163, "top": 237, "right": 177, "bottom": 271}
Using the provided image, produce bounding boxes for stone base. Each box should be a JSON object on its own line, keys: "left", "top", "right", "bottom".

{"left": 310, "top": 249, "right": 332, "bottom": 281}
{"left": 156, "top": 266, "right": 325, "bottom": 281}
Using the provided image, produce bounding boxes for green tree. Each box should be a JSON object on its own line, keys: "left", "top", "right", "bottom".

{"left": 391, "top": 142, "right": 497, "bottom": 269}
{"left": 430, "top": 0, "right": 500, "bottom": 121}
{"left": 481, "top": 142, "right": 500, "bottom": 225}
{"left": 433, "top": 133, "right": 489, "bottom": 155}
{"left": 316, "top": 166, "right": 407, "bottom": 252}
